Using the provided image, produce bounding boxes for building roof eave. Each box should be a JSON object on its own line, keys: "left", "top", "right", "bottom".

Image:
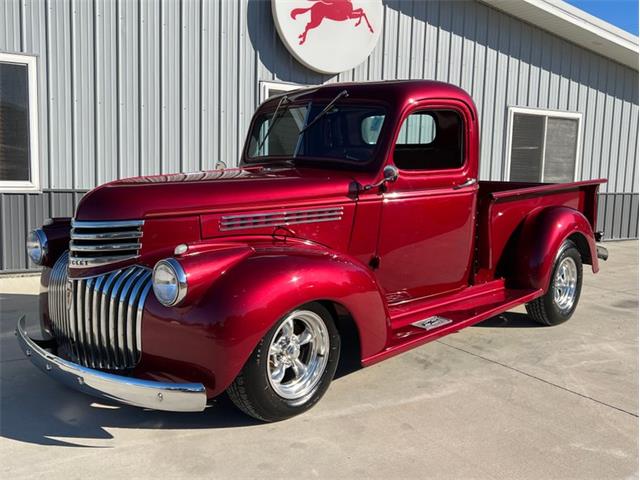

{"left": 481, "top": 0, "right": 639, "bottom": 71}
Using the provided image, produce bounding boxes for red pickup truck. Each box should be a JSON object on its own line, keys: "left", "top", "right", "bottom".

{"left": 19, "top": 80, "right": 608, "bottom": 421}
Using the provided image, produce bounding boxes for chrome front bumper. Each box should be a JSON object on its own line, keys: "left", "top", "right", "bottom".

{"left": 16, "top": 316, "right": 207, "bottom": 412}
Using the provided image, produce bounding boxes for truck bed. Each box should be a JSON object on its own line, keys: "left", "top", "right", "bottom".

{"left": 475, "top": 179, "right": 606, "bottom": 281}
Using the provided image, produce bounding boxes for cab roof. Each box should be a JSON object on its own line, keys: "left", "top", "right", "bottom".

{"left": 262, "top": 80, "right": 477, "bottom": 115}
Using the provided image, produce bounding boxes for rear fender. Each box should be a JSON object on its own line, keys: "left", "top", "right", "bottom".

{"left": 512, "top": 207, "right": 598, "bottom": 291}
{"left": 141, "top": 245, "right": 389, "bottom": 396}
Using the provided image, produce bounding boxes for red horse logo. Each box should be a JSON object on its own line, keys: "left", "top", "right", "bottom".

{"left": 290, "top": 0, "right": 375, "bottom": 45}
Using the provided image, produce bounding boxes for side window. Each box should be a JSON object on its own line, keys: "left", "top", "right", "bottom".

{"left": 361, "top": 115, "right": 384, "bottom": 145}
{"left": 508, "top": 109, "right": 581, "bottom": 182}
{"left": 394, "top": 110, "right": 464, "bottom": 171}
{"left": 396, "top": 112, "right": 436, "bottom": 145}
{"left": 0, "top": 53, "right": 40, "bottom": 192}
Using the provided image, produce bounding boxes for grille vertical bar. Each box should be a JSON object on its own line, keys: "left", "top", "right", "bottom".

{"left": 108, "top": 269, "right": 135, "bottom": 367}
{"left": 84, "top": 278, "right": 96, "bottom": 368}
{"left": 69, "top": 279, "right": 80, "bottom": 361}
{"left": 47, "top": 252, "right": 150, "bottom": 370}
{"left": 127, "top": 272, "right": 152, "bottom": 365}
{"left": 75, "top": 280, "right": 88, "bottom": 366}
{"left": 91, "top": 275, "right": 104, "bottom": 368}
{"left": 48, "top": 252, "right": 68, "bottom": 341}
{"left": 117, "top": 269, "right": 145, "bottom": 364}
{"left": 100, "top": 270, "right": 119, "bottom": 369}
{"left": 136, "top": 282, "right": 152, "bottom": 353}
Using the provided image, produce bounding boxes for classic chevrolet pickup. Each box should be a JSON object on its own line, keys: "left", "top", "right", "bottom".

{"left": 19, "top": 80, "right": 608, "bottom": 421}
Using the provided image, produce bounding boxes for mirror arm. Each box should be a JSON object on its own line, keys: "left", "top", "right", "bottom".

{"left": 363, "top": 179, "right": 387, "bottom": 191}
{"left": 362, "top": 165, "right": 399, "bottom": 192}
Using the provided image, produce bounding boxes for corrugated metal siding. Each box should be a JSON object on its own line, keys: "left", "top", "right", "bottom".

{"left": 597, "top": 193, "right": 639, "bottom": 240}
{"left": 0, "top": 0, "right": 637, "bottom": 272}
{"left": 0, "top": 189, "right": 86, "bottom": 271}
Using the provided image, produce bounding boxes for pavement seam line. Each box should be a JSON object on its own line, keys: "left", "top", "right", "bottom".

{"left": 437, "top": 340, "right": 639, "bottom": 418}
{"left": 0, "top": 357, "right": 28, "bottom": 364}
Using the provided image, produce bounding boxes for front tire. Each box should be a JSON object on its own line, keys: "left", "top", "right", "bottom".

{"left": 227, "top": 302, "right": 341, "bottom": 422}
{"left": 526, "top": 241, "right": 583, "bottom": 326}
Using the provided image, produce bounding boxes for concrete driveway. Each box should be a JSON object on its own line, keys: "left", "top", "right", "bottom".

{"left": 0, "top": 241, "right": 637, "bottom": 479}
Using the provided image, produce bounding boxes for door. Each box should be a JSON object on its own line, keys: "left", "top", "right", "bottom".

{"left": 374, "top": 105, "right": 477, "bottom": 302}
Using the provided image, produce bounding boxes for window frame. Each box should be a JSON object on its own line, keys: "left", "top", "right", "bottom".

{"left": 246, "top": 101, "right": 389, "bottom": 167}
{"left": 504, "top": 106, "right": 583, "bottom": 183}
{"left": 0, "top": 52, "right": 40, "bottom": 192}
{"left": 395, "top": 110, "right": 437, "bottom": 146}
{"left": 259, "top": 80, "right": 306, "bottom": 104}
{"left": 391, "top": 105, "right": 467, "bottom": 174}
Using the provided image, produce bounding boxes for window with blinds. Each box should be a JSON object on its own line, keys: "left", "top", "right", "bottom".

{"left": 0, "top": 53, "right": 40, "bottom": 192}
{"left": 507, "top": 108, "right": 581, "bottom": 183}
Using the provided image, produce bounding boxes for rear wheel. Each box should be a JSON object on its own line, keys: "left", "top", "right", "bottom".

{"left": 526, "top": 241, "right": 583, "bottom": 326}
{"left": 227, "top": 302, "right": 340, "bottom": 422}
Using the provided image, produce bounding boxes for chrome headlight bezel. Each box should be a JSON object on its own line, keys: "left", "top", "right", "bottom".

{"left": 152, "top": 258, "right": 188, "bottom": 307}
{"left": 26, "top": 228, "right": 48, "bottom": 265}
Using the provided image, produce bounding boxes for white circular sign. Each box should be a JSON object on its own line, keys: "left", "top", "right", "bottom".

{"left": 271, "top": 0, "right": 383, "bottom": 74}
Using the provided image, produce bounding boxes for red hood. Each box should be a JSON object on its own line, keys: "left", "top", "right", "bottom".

{"left": 75, "top": 167, "right": 357, "bottom": 221}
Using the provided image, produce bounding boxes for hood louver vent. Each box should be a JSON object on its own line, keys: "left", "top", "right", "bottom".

{"left": 219, "top": 206, "right": 344, "bottom": 231}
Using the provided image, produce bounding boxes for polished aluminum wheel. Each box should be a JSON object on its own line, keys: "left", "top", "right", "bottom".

{"left": 553, "top": 256, "right": 578, "bottom": 312}
{"left": 267, "top": 310, "right": 330, "bottom": 404}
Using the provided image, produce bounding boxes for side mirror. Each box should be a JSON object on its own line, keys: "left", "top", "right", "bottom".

{"left": 364, "top": 165, "right": 399, "bottom": 191}
{"left": 382, "top": 165, "right": 399, "bottom": 183}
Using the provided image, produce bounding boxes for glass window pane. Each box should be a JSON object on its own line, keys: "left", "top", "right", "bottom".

{"left": 248, "top": 106, "right": 309, "bottom": 157}
{"left": 509, "top": 113, "right": 545, "bottom": 182}
{"left": 361, "top": 115, "right": 384, "bottom": 144}
{"left": 267, "top": 88, "right": 290, "bottom": 99}
{"left": 396, "top": 112, "right": 436, "bottom": 145}
{"left": 394, "top": 110, "right": 463, "bottom": 170}
{"left": 247, "top": 104, "right": 386, "bottom": 164}
{"left": 0, "top": 62, "right": 30, "bottom": 182}
{"left": 544, "top": 117, "right": 578, "bottom": 182}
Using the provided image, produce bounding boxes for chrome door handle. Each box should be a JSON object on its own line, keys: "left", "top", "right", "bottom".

{"left": 453, "top": 178, "right": 477, "bottom": 190}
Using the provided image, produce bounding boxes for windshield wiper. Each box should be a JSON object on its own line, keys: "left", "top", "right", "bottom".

{"left": 298, "top": 90, "right": 349, "bottom": 135}
{"left": 256, "top": 94, "right": 291, "bottom": 152}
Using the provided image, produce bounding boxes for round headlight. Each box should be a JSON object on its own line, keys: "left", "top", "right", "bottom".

{"left": 26, "top": 229, "right": 48, "bottom": 265}
{"left": 152, "top": 258, "right": 187, "bottom": 306}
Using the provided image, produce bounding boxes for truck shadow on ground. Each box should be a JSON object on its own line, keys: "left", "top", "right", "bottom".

{"left": 0, "top": 294, "right": 533, "bottom": 447}
{"left": 0, "top": 294, "right": 266, "bottom": 447}
{"left": 474, "top": 312, "right": 543, "bottom": 328}
{"left": 0, "top": 294, "right": 365, "bottom": 447}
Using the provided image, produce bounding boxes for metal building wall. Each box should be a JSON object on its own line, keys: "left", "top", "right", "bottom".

{"left": 0, "top": 0, "right": 637, "bottom": 272}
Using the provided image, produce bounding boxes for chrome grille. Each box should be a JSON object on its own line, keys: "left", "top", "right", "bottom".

{"left": 48, "top": 251, "right": 152, "bottom": 369}
{"left": 220, "top": 206, "right": 344, "bottom": 231}
{"left": 69, "top": 219, "right": 144, "bottom": 269}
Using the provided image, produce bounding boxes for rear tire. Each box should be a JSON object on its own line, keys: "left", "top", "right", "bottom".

{"left": 227, "top": 302, "right": 340, "bottom": 422}
{"left": 526, "top": 241, "right": 583, "bottom": 326}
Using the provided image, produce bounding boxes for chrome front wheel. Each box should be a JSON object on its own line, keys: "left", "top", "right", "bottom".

{"left": 227, "top": 302, "right": 340, "bottom": 422}
{"left": 267, "top": 310, "right": 330, "bottom": 404}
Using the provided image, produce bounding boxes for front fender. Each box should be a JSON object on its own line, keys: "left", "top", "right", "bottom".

{"left": 140, "top": 245, "right": 389, "bottom": 397}
{"left": 513, "top": 206, "right": 598, "bottom": 291}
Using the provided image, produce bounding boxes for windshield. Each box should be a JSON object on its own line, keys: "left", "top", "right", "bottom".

{"left": 246, "top": 102, "right": 386, "bottom": 165}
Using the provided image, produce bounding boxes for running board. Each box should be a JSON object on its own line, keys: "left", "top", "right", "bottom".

{"left": 362, "top": 287, "right": 543, "bottom": 366}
